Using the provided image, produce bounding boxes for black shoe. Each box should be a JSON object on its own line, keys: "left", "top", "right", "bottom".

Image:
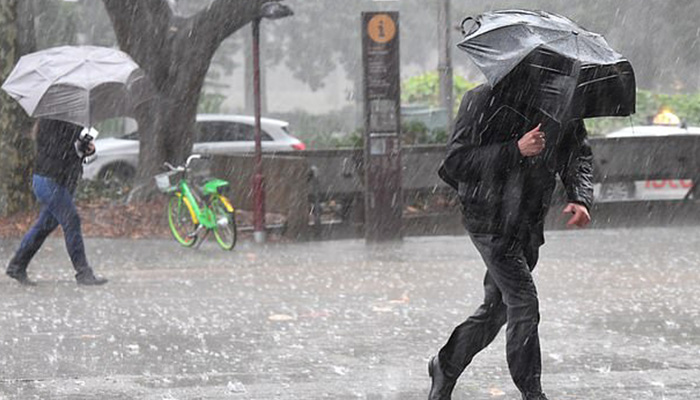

{"left": 6, "top": 269, "right": 37, "bottom": 286}
{"left": 428, "top": 355, "right": 456, "bottom": 400}
{"left": 523, "top": 393, "right": 549, "bottom": 400}
{"left": 76, "top": 272, "right": 108, "bottom": 286}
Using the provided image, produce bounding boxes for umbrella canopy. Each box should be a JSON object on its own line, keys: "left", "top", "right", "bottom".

{"left": 457, "top": 9, "right": 635, "bottom": 122}
{"left": 1, "top": 45, "right": 153, "bottom": 127}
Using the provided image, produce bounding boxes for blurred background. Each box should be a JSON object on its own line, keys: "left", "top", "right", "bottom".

{"left": 24, "top": 0, "right": 700, "bottom": 143}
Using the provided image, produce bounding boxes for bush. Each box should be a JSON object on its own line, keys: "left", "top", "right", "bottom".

{"left": 74, "top": 178, "right": 133, "bottom": 203}
{"left": 402, "top": 121, "right": 448, "bottom": 145}
{"left": 402, "top": 71, "right": 477, "bottom": 114}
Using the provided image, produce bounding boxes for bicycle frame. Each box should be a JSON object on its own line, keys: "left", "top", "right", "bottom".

{"left": 176, "top": 180, "right": 216, "bottom": 229}
{"left": 169, "top": 155, "right": 234, "bottom": 230}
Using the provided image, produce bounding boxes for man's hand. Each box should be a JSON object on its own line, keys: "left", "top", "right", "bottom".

{"left": 518, "top": 123, "right": 546, "bottom": 157}
{"left": 563, "top": 203, "right": 591, "bottom": 228}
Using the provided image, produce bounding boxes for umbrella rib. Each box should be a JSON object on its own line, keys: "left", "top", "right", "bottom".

{"left": 468, "top": 22, "right": 579, "bottom": 41}
{"left": 52, "top": 62, "right": 91, "bottom": 87}
{"left": 528, "top": 63, "right": 568, "bottom": 74}
{"left": 31, "top": 68, "right": 55, "bottom": 84}
{"left": 576, "top": 74, "right": 620, "bottom": 88}
{"left": 539, "top": 31, "right": 578, "bottom": 48}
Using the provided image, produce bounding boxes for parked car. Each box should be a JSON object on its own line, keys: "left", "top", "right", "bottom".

{"left": 597, "top": 113, "right": 700, "bottom": 202}
{"left": 83, "top": 114, "right": 305, "bottom": 184}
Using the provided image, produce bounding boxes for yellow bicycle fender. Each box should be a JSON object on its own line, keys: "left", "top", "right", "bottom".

{"left": 176, "top": 193, "right": 199, "bottom": 224}
{"left": 218, "top": 196, "right": 234, "bottom": 213}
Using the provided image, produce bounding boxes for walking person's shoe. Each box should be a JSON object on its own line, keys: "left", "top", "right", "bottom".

{"left": 6, "top": 262, "right": 37, "bottom": 286}
{"left": 523, "top": 392, "right": 549, "bottom": 400}
{"left": 75, "top": 270, "right": 108, "bottom": 286}
{"left": 428, "top": 355, "right": 457, "bottom": 400}
{"left": 6, "top": 269, "right": 37, "bottom": 286}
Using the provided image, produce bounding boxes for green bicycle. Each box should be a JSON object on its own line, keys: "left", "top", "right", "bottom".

{"left": 155, "top": 154, "right": 237, "bottom": 250}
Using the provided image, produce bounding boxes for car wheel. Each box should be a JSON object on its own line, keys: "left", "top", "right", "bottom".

{"left": 98, "top": 163, "right": 136, "bottom": 191}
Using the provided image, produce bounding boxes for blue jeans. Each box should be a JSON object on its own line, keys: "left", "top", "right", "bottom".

{"left": 8, "top": 175, "right": 90, "bottom": 275}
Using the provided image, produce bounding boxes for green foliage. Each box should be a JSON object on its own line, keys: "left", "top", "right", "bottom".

{"left": 431, "top": 128, "right": 448, "bottom": 144}
{"left": 300, "top": 129, "right": 364, "bottom": 149}
{"left": 401, "top": 120, "right": 427, "bottom": 145}
{"left": 401, "top": 120, "right": 447, "bottom": 145}
{"left": 197, "top": 93, "right": 226, "bottom": 114}
{"left": 401, "top": 71, "right": 477, "bottom": 112}
{"left": 339, "top": 130, "right": 364, "bottom": 149}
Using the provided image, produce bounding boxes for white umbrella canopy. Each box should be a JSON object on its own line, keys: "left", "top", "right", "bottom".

{"left": 1, "top": 45, "right": 153, "bottom": 127}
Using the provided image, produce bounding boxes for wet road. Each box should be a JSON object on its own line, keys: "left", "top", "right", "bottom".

{"left": 1, "top": 227, "right": 699, "bottom": 399}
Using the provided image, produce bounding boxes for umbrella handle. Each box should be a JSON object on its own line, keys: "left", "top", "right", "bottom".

{"left": 460, "top": 16, "right": 480, "bottom": 36}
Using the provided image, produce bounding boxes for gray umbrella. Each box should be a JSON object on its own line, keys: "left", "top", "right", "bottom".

{"left": 457, "top": 9, "right": 635, "bottom": 122}
{"left": 1, "top": 45, "right": 153, "bottom": 127}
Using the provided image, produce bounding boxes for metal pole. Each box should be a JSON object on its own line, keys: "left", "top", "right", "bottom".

{"left": 437, "top": 0, "right": 454, "bottom": 133}
{"left": 252, "top": 17, "right": 266, "bottom": 244}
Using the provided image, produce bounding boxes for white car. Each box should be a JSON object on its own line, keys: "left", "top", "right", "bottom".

{"left": 83, "top": 114, "right": 305, "bottom": 183}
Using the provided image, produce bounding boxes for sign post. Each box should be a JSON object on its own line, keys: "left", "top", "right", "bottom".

{"left": 362, "top": 12, "right": 402, "bottom": 242}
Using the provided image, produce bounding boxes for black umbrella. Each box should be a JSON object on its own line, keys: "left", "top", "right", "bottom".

{"left": 457, "top": 9, "right": 635, "bottom": 122}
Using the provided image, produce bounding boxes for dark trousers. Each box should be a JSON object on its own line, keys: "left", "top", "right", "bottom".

{"left": 438, "top": 230, "right": 543, "bottom": 396}
{"left": 8, "top": 175, "right": 90, "bottom": 276}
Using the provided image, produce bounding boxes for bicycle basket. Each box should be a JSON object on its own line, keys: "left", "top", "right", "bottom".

{"left": 154, "top": 171, "right": 180, "bottom": 193}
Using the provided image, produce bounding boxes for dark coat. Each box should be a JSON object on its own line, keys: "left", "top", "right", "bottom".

{"left": 438, "top": 84, "right": 594, "bottom": 244}
{"left": 33, "top": 119, "right": 84, "bottom": 191}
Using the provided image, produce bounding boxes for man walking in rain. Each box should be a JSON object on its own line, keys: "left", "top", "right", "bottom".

{"left": 427, "top": 64, "right": 594, "bottom": 400}
{"left": 5, "top": 119, "right": 108, "bottom": 286}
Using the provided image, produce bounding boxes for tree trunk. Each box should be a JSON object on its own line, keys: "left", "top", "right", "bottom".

{"left": 101, "top": 0, "right": 270, "bottom": 198}
{"left": 0, "top": 0, "right": 36, "bottom": 217}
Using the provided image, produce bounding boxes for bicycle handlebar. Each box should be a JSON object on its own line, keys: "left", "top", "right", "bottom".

{"left": 163, "top": 154, "right": 210, "bottom": 172}
{"left": 163, "top": 161, "right": 183, "bottom": 172}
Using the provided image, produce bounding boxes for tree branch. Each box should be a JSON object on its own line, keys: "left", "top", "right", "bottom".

{"left": 193, "top": 0, "right": 270, "bottom": 43}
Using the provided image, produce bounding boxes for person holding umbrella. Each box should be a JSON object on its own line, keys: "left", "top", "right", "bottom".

{"left": 428, "top": 10, "right": 635, "bottom": 400}
{"left": 5, "top": 119, "right": 107, "bottom": 286}
{"left": 2, "top": 45, "right": 154, "bottom": 286}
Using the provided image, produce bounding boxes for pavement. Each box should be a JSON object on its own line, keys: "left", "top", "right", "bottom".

{"left": 1, "top": 227, "right": 699, "bottom": 399}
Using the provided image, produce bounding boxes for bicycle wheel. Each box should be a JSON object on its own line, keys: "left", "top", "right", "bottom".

{"left": 210, "top": 196, "right": 237, "bottom": 250}
{"left": 167, "top": 194, "right": 197, "bottom": 247}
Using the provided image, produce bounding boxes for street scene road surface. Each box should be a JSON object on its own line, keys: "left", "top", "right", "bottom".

{"left": 1, "top": 227, "right": 699, "bottom": 399}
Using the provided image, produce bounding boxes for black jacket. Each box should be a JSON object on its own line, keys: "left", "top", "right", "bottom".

{"left": 439, "top": 85, "right": 594, "bottom": 242}
{"left": 34, "top": 119, "right": 85, "bottom": 191}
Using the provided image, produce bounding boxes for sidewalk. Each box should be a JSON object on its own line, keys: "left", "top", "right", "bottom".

{"left": 1, "top": 227, "right": 699, "bottom": 399}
